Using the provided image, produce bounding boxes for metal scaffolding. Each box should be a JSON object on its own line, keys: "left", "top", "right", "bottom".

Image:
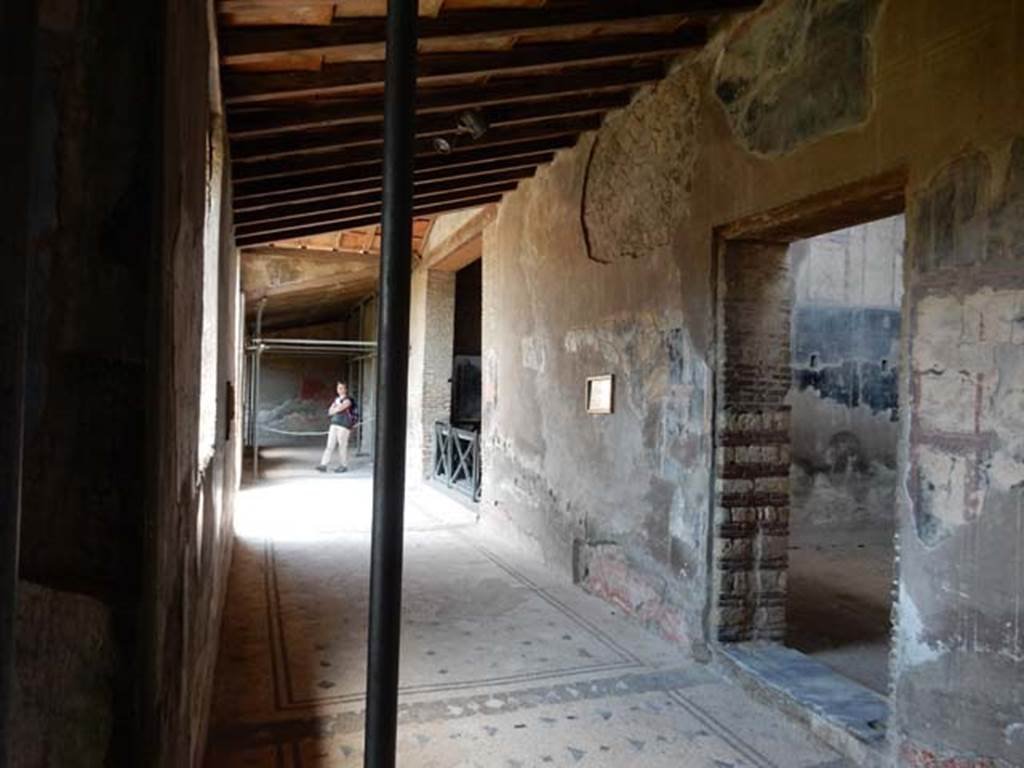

{"left": 244, "top": 334, "right": 378, "bottom": 480}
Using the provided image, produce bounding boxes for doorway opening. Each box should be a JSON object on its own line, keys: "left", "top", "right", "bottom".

{"left": 451, "top": 258, "right": 482, "bottom": 430}
{"left": 711, "top": 173, "right": 906, "bottom": 751}
{"left": 433, "top": 257, "right": 483, "bottom": 500}
{"left": 785, "top": 215, "right": 903, "bottom": 694}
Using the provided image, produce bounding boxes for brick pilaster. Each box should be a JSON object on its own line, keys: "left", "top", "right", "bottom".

{"left": 713, "top": 241, "right": 792, "bottom": 642}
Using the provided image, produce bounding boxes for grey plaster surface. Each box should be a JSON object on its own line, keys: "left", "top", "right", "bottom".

{"left": 208, "top": 448, "right": 849, "bottom": 766}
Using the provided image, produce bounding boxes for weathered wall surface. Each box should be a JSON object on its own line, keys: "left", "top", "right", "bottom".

{"left": 788, "top": 216, "right": 904, "bottom": 535}
{"left": 146, "top": 3, "right": 241, "bottom": 765}
{"left": 479, "top": 0, "right": 1024, "bottom": 763}
{"left": 482, "top": 64, "right": 711, "bottom": 650}
{"left": 15, "top": 2, "right": 241, "bottom": 766}
{"left": 896, "top": 138, "right": 1024, "bottom": 768}
{"left": 15, "top": 2, "right": 164, "bottom": 764}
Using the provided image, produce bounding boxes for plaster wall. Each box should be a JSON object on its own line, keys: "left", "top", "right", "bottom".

{"left": 12, "top": 1, "right": 241, "bottom": 766}
{"left": 478, "top": 0, "right": 1024, "bottom": 763}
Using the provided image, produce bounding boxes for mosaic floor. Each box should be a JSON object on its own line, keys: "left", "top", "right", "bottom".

{"left": 206, "top": 447, "right": 851, "bottom": 767}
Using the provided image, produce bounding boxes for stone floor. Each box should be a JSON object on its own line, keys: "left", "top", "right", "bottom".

{"left": 786, "top": 531, "right": 895, "bottom": 694}
{"left": 207, "top": 446, "right": 852, "bottom": 767}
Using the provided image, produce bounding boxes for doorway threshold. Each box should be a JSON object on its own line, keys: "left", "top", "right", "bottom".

{"left": 718, "top": 642, "right": 889, "bottom": 766}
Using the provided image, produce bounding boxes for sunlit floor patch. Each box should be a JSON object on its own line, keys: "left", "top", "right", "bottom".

{"left": 210, "top": 448, "right": 851, "bottom": 767}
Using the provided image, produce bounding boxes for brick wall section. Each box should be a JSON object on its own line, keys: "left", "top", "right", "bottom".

{"left": 714, "top": 241, "right": 792, "bottom": 642}
{"left": 407, "top": 268, "right": 455, "bottom": 481}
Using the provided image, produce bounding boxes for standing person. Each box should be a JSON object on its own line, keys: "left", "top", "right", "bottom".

{"left": 317, "top": 381, "right": 355, "bottom": 473}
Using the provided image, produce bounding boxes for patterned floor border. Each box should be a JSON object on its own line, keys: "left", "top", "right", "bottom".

{"left": 262, "top": 528, "right": 644, "bottom": 712}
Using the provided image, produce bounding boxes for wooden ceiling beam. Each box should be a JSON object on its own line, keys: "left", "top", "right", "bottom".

{"left": 232, "top": 114, "right": 598, "bottom": 182}
{"left": 233, "top": 143, "right": 566, "bottom": 200}
{"left": 231, "top": 90, "right": 629, "bottom": 162}
{"left": 223, "top": 30, "right": 703, "bottom": 104}
{"left": 235, "top": 156, "right": 550, "bottom": 210}
{"left": 227, "top": 62, "right": 666, "bottom": 138}
{"left": 236, "top": 182, "right": 519, "bottom": 236}
{"left": 236, "top": 198, "right": 503, "bottom": 247}
{"left": 237, "top": 167, "right": 536, "bottom": 222}
{"left": 219, "top": 1, "right": 751, "bottom": 64}
{"left": 241, "top": 246, "right": 381, "bottom": 262}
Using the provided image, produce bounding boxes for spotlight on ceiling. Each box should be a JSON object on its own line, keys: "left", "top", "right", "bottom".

{"left": 432, "top": 136, "right": 453, "bottom": 154}
{"left": 457, "top": 109, "right": 489, "bottom": 140}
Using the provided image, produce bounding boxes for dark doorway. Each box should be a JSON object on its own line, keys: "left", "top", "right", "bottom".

{"left": 451, "top": 259, "right": 482, "bottom": 428}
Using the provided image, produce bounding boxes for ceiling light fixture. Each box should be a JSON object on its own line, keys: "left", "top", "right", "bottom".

{"left": 457, "top": 109, "right": 489, "bottom": 140}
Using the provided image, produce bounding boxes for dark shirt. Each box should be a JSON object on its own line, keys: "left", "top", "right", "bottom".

{"left": 329, "top": 396, "right": 353, "bottom": 428}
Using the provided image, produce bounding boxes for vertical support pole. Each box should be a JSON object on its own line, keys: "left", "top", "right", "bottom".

{"left": 251, "top": 299, "right": 266, "bottom": 480}
{"left": 246, "top": 350, "right": 255, "bottom": 445}
{"left": 364, "top": 0, "right": 416, "bottom": 765}
{"left": 252, "top": 345, "right": 262, "bottom": 479}
{"left": 0, "top": 0, "right": 37, "bottom": 760}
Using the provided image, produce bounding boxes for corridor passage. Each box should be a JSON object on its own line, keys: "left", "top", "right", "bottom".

{"left": 206, "top": 449, "right": 849, "bottom": 768}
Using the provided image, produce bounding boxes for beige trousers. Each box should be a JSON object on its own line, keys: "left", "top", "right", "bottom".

{"left": 320, "top": 424, "right": 351, "bottom": 468}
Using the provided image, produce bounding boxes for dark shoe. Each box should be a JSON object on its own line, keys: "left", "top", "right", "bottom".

{"left": 316, "top": 464, "right": 327, "bottom": 472}
{"left": 334, "top": 465, "right": 348, "bottom": 474}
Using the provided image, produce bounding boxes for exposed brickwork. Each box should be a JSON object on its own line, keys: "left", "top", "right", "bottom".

{"left": 407, "top": 268, "right": 456, "bottom": 481}
{"left": 714, "top": 242, "right": 792, "bottom": 642}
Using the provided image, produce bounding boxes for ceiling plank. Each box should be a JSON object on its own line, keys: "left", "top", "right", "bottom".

{"left": 233, "top": 142, "right": 566, "bottom": 200}
{"left": 237, "top": 167, "right": 536, "bottom": 222}
{"left": 236, "top": 181, "right": 520, "bottom": 236}
{"left": 236, "top": 197, "right": 504, "bottom": 247}
{"left": 235, "top": 156, "right": 549, "bottom": 210}
{"left": 230, "top": 90, "right": 629, "bottom": 162}
{"left": 232, "top": 114, "right": 598, "bottom": 182}
{"left": 223, "top": 30, "right": 703, "bottom": 103}
{"left": 219, "top": 1, "right": 749, "bottom": 64}
{"left": 241, "top": 246, "right": 382, "bottom": 262}
{"left": 227, "top": 61, "right": 665, "bottom": 138}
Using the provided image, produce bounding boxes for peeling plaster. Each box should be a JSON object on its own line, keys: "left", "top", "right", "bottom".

{"left": 896, "top": 582, "right": 945, "bottom": 667}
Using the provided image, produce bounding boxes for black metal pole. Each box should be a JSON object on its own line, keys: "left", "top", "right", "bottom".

{"left": 364, "top": 0, "right": 417, "bottom": 766}
{"left": 0, "top": 0, "right": 36, "bottom": 762}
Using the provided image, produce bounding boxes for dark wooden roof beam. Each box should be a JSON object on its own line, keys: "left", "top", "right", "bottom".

{"left": 237, "top": 174, "right": 530, "bottom": 227}
{"left": 236, "top": 181, "right": 520, "bottom": 236}
{"left": 233, "top": 114, "right": 600, "bottom": 182}
{"left": 233, "top": 150, "right": 558, "bottom": 204}
{"left": 236, "top": 167, "right": 537, "bottom": 220}
{"left": 230, "top": 90, "right": 629, "bottom": 162}
{"left": 236, "top": 198, "right": 504, "bottom": 248}
{"left": 223, "top": 30, "right": 704, "bottom": 104}
{"left": 227, "top": 62, "right": 666, "bottom": 138}
{"left": 219, "top": 1, "right": 754, "bottom": 64}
